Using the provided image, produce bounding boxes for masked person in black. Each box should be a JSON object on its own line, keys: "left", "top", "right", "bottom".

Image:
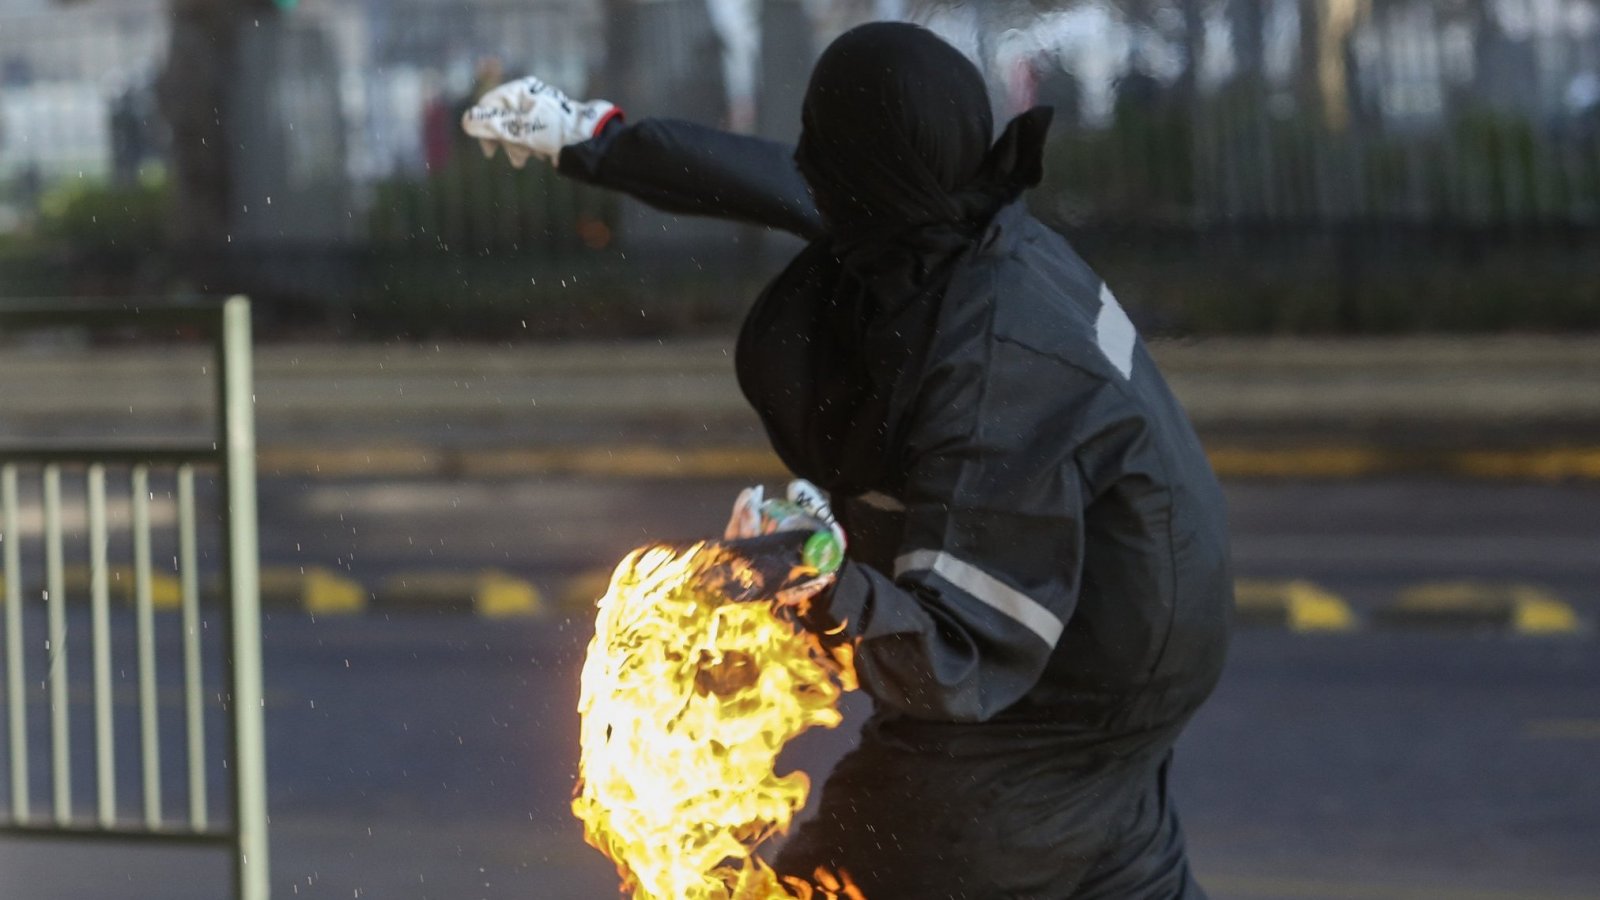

{"left": 466, "top": 22, "right": 1231, "bottom": 899}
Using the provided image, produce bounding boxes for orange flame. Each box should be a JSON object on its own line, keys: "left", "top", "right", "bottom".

{"left": 574, "top": 542, "right": 861, "bottom": 899}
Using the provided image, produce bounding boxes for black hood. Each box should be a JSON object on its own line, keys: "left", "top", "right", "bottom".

{"left": 796, "top": 21, "right": 1052, "bottom": 254}
{"left": 738, "top": 22, "right": 1052, "bottom": 496}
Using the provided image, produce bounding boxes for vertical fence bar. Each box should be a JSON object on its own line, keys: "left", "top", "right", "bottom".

{"left": 133, "top": 465, "right": 162, "bottom": 829}
{"left": 178, "top": 465, "right": 207, "bottom": 831}
{"left": 3, "top": 464, "right": 28, "bottom": 823}
{"left": 88, "top": 464, "right": 116, "bottom": 827}
{"left": 223, "top": 297, "right": 270, "bottom": 900}
{"left": 44, "top": 463, "right": 69, "bottom": 823}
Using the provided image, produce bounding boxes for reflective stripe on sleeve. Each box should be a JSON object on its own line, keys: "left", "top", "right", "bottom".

{"left": 894, "top": 550, "right": 1065, "bottom": 647}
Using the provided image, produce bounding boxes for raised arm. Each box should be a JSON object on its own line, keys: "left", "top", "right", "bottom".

{"left": 462, "top": 77, "right": 823, "bottom": 239}
{"left": 559, "top": 118, "right": 823, "bottom": 240}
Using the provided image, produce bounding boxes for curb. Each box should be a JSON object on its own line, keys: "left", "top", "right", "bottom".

{"left": 257, "top": 446, "right": 790, "bottom": 480}
{"left": 0, "top": 566, "right": 557, "bottom": 620}
{"left": 257, "top": 567, "right": 548, "bottom": 619}
{"left": 255, "top": 444, "right": 1600, "bottom": 482}
{"left": 6, "top": 569, "right": 1586, "bottom": 636}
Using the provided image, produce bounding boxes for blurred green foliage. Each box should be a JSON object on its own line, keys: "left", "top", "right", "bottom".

{"left": 3, "top": 107, "right": 1597, "bottom": 335}
{"left": 34, "top": 169, "right": 171, "bottom": 254}
{"left": 348, "top": 252, "right": 772, "bottom": 340}
{"left": 368, "top": 148, "right": 616, "bottom": 256}
{"left": 0, "top": 169, "right": 171, "bottom": 298}
{"left": 1087, "top": 229, "right": 1600, "bottom": 335}
{"left": 1038, "top": 104, "right": 1196, "bottom": 226}
{"left": 1033, "top": 102, "right": 1600, "bottom": 227}
{"left": 1019, "top": 101, "right": 1600, "bottom": 335}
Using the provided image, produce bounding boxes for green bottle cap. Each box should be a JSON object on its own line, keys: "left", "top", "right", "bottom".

{"left": 802, "top": 530, "right": 843, "bottom": 575}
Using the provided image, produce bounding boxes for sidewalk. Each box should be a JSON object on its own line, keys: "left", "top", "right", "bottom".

{"left": 4, "top": 335, "right": 1600, "bottom": 478}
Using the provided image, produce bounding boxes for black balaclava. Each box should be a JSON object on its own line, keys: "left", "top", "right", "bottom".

{"left": 736, "top": 22, "right": 1052, "bottom": 496}
{"left": 795, "top": 21, "right": 1047, "bottom": 257}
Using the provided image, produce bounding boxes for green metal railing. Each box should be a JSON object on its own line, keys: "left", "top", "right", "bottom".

{"left": 0, "top": 297, "right": 269, "bottom": 899}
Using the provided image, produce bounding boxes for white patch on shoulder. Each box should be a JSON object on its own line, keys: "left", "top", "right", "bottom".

{"left": 1094, "top": 282, "right": 1137, "bottom": 380}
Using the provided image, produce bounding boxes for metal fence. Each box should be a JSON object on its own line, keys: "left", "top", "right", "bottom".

{"left": 0, "top": 298, "right": 270, "bottom": 900}
{"left": 1, "top": 1, "right": 1596, "bottom": 232}
{"left": 1, "top": 1, "right": 1599, "bottom": 328}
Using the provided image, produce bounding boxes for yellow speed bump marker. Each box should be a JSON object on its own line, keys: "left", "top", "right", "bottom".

{"left": 475, "top": 570, "right": 545, "bottom": 619}
{"left": 1388, "top": 581, "right": 1581, "bottom": 635}
{"left": 1452, "top": 448, "right": 1600, "bottom": 481}
{"left": 260, "top": 566, "right": 367, "bottom": 616}
{"left": 1233, "top": 579, "right": 1356, "bottom": 632}
{"left": 143, "top": 571, "right": 185, "bottom": 611}
{"left": 1510, "top": 586, "right": 1582, "bottom": 635}
{"left": 56, "top": 565, "right": 185, "bottom": 610}
{"left": 378, "top": 569, "right": 545, "bottom": 619}
{"left": 304, "top": 567, "right": 368, "bottom": 616}
{"left": 461, "top": 446, "right": 789, "bottom": 480}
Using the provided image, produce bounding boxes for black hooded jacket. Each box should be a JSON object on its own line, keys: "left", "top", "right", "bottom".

{"left": 559, "top": 30, "right": 1231, "bottom": 740}
{"left": 559, "top": 27, "right": 1228, "bottom": 895}
{"left": 565, "top": 125, "right": 1231, "bottom": 736}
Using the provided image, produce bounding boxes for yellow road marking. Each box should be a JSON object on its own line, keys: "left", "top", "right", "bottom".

{"left": 259, "top": 445, "right": 790, "bottom": 480}
{"left": 258, "top": 444, "right": 1600, "bottom": 481}
{"left": 378, "top": 569, "right": 546, "bottom": 619}
{"left": 1235, "top": 579, "right": 1356, "bottom": 632}
{"left": 1392, "top": 582, "right": 1581, "bottom": 635}
{"left": 1453, "top": 448, "right": 1600, "bottom": 480}
{"left": 261, "top": 565, "right": 367, "bottom": 615}
{"left": 304, "top": 566, "right": 367, "bottom": 616}
{"left": 459, "top": 446, "right": 790, "bottom": 480}
{"left": 41, "top": 565, "right": 185, "bottom": 610}
{"left": 12, "top": 558, "right": 1566, "bottom": 637}
{"left": 1513, "top": 588, "right": 1582, "bottom": 635}
{"left": 474, "top": 570, "right": 545, "bottom": 619}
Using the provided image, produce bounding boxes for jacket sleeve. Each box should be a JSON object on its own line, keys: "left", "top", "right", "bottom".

{"left": 557, "top": 117, "right": 825, "bottom": 240}
{"left": 816, "top": 343, "right": 1096, "bottom": 723}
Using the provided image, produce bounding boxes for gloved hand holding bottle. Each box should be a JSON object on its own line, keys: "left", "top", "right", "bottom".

{"left": 723, "top": 480, "right": 846, "bottom": 609}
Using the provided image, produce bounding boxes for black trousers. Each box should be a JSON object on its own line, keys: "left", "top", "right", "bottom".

{"left": 774, "top": 732, "right": 1205, "bottom": 900}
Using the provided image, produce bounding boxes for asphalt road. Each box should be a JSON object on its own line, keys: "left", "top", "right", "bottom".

{"left": 2, "top": 618, "right": 1596, "bottom": 900}
{"left": 1, "top": 475, "right": 1597, "bottom": 899}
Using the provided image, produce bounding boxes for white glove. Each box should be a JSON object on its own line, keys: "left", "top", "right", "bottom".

{"left": 460, "top": 76, "right": 621, "bottom": 169}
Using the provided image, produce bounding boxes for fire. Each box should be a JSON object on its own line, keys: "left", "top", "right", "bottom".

{"left": 574, "top": 541, "right": 862, "bottom": 900}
